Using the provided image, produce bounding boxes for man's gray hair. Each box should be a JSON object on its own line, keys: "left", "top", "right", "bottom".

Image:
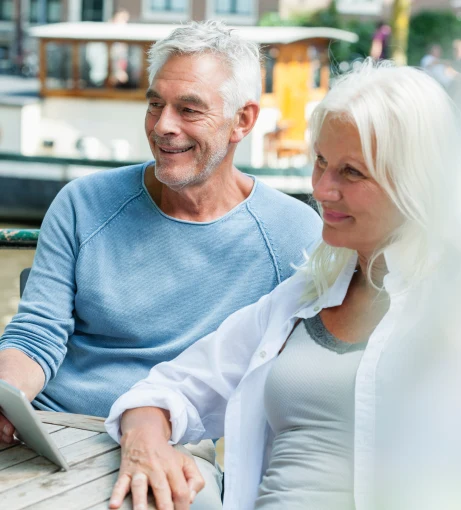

{"left": 147, "top": 20, "right": 262, "bottom": 118}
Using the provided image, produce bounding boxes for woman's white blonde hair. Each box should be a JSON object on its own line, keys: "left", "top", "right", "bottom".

{"left": 301, "top": 58, "right": 461, "bottom": 301}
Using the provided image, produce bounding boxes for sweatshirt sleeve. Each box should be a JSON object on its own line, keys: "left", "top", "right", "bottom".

{"left": 105, "top": 287, "right": 276, "bottom": 445}
{"left": 0, "top": 184, "right": 79, "bottom": 387}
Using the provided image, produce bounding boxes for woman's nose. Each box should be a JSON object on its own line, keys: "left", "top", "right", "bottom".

{"left": 312, "top": 169, "right": 342, "bottom": 202}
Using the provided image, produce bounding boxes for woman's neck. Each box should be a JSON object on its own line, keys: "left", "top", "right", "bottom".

{"left": 356, "top": 252, "right": 389, "bottom": 289}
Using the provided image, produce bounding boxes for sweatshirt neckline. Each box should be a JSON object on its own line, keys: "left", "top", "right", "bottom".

{"left": 140, "top": 161, "right": 258, "bottom": 225}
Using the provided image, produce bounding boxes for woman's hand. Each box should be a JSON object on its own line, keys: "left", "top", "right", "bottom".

{"left": 109, "top": 407, "right": 205, "bottom": 510}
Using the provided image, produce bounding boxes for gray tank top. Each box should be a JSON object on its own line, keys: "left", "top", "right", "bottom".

{"left": 255, "top": 315, "right": 367, "bottom": 510}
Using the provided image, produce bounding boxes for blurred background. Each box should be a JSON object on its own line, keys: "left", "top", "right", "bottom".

{"left": 1, "top": 0, "right": 460, "bottom": 337}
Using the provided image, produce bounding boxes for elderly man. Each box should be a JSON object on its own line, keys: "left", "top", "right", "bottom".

{"left": 0, "top": 21, "right": 321, "bottom": 508}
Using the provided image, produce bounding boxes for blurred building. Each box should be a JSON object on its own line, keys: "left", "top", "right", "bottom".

{"left": 0, "top": 0, "right": 279, "bottom": 71}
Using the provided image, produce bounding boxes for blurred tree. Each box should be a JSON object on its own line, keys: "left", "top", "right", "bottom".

{"left": 259, "top": 1, "right": 374, "bottom": 65}
{"left": 407, "top": 11, "right": 461, "bottom": 66}
{"left": 291, "top": 0, "right": 341, "bottom": 28}
{"left": 259, "top": 11, "right": 295, "bottom": 27}
{"left": 391, "top": 0, "right": 411, "bottom": 65}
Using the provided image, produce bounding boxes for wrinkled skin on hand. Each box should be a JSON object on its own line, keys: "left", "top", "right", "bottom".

{"left": 109, "top": 409, "right": 205, "bottom": 510}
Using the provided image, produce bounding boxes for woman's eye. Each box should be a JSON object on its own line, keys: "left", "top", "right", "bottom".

{"left": 315, "top": 155, "right": 327, "bottom": 168}
{"left": 343, "top": 165, "right": 364, "bottom": 178}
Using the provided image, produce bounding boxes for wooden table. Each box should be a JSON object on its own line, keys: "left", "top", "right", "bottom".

{"left": 0, "top": 411, "right": 154, "bottom": 509}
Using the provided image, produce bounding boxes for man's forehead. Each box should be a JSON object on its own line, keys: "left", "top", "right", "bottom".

{"left": 154, "top": 53, "right": 229, "bottom": 85}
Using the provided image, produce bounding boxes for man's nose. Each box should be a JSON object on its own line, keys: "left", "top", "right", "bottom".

{"left": 154, "top": 106, "right": 180, "bottom": 137}
{"left": 312, "top": 169, "right": 342, "bottom": 203}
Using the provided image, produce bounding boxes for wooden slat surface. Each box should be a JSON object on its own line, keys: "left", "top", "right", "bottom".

{"left": 0, "top": 449, "right": 121, "bottom": 510}
{"left": 60, "top": 432, "right": 118, "bottom": 466}
{"left": 86, "top": 493, "right": 157, "bottom": 510}
{"left": 0, "top": 455, "right": 58, "bottom": 492}
{"left": 42, "top": 423, "right": 67, "bottom": 434}
{"left": 26, "top": 471, "right": 120, "bottom": 510}
{"left": 36, "top": 411, "right": 107, "bottom": 432}
{"left": 0, "top": 412, "right": 130, "bottom": 509}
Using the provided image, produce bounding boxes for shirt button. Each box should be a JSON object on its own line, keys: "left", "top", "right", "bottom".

{"left": 259, "top": 350, "right": 266, "bottom": 358}
{"left": 313, "top": 306, "right": 320, "bottom": 312}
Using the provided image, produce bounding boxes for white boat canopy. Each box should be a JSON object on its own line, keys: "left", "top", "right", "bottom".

{"left": 29, "top": 22, "right": 358, "bottom": 45}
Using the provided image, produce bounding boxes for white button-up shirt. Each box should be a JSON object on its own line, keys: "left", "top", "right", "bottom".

{"left": 106, "top": 249, "right": 461, "bottom": 510}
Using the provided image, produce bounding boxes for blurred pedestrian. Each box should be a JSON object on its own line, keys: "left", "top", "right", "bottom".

{"left": 370, "top": 21, "right": 391, "bottom": 60}
{"left": 420, "top": 44, "right": 457, "bottom": 89}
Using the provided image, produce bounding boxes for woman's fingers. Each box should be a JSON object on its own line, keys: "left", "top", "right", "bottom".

{"left": 166, "top": 464, "right": 194, "bottom": 510}
{"left": 109, "top": 472, "right": 132, "bottom": 509}
{"left": 131, "top": 472, "right": 149, "bottom": 510}
{"left": 109, "top": 443, "right": 203, "bottom": 510}
{"left": 149, "top": 467, "right": 174, "bottom": 510}
{"left": 183, "top": 456, "right": 205, "bottom": 503}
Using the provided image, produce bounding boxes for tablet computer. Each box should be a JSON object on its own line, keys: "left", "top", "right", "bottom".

{"left": 0, "top": 380, "right": 69, "bottom": 470}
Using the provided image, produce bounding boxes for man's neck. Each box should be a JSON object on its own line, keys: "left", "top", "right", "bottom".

{"left": 144, "top": 164, "right": 254, "bottom": 222}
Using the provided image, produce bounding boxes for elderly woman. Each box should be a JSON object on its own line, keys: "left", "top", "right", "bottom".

{"left": 106, "top": 60, "right": 461, "bottom": 510}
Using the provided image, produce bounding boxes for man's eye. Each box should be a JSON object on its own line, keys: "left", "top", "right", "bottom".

{"left": 183, "top": 108, "right": 198, "bottom": 114}
{"left": 147, "top": 103, "right": 163, "bottom": 112}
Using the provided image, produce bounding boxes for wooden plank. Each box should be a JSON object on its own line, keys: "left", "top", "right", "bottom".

{"left": 0, "top": 440, "right": 21, "bottom": 452}
{"left": 40, "top": 88, "right": 145, "bottom": 100}
{"left": 86, "top": 493, "right": 156, "bottom": 510}
{"left": 0, "top": 449, "right": 121, "bottom": 510}
{"left": 0, "top": 433, "right": 116, "bottom": 492}
{"left": 0, "top": 428, "right": 98, "bottom": 471}
{"left": 0, "top": 444, "right": 37, "bottom": 471}
{"left": 71, "top": 42, "right": 80, "bottom": 89}
{"left": 61, "top": 433, "right": 118, "bottom": 466}
{"left": 43, "top": 423, "right": 66, "bottom": 434}
{"left": 39, "top": 40, "right": 47, "bottom": 95}
{"left": 0, "top": 456, "right": 58, "bottom": 492}
{"left": 25, "top": 471, "right": 120, "bottom": 510}
{"left": 37, "top": 411, "right": 107, "bottom": 432}
{"left": 47, "top": 427, "right": 98, "bottom": 449}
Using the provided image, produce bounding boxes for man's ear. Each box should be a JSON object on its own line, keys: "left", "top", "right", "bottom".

{"left": 229, "top": 102, "right": 260, "bottom": 144}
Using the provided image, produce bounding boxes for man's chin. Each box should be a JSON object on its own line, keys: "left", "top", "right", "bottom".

{"left": 155, "top": 167, "right": 195, "bottom": 190}
{"left": 154, "top": 165, "right": 213, "bottom": 191}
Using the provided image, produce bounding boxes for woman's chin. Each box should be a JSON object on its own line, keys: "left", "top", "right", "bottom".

{"left": 322, "top": 232, "right": 351, "bottom": 250}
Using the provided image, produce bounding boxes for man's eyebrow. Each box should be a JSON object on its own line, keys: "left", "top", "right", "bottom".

{"left": 145, "top": 89, "right": 161, "bottom": 100}
{"left": 178, "top": 95, "right": 209, "bottom": 109}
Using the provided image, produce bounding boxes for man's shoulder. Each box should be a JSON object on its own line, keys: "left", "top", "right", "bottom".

{"left": 58, "top": 162, "right": 147, "bottom": 213}
{"left": 246, "top": 179, "right": 322, "bottom": 279}
{"left": 44, "top": 162, "right": 149, "bottom": 245}
{"left": 66, "top": 162, "right": 146, "bottom": 194}
{"left": 249, "top": 179, "right": 319, "bottom": 224}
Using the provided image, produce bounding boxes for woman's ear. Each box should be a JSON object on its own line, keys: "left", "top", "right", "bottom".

{"left": 229, "top": 102, "right": 260, "bottom": 144}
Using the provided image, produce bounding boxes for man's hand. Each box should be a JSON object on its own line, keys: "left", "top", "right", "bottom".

{"left": 109, "top": 407, "right": 205, "bottom": 510}
{"left": 0, "top": 349, "right": 45, "bottom": 445}
{"left": 0, "top": 414, "right": 15, "bottom": 444}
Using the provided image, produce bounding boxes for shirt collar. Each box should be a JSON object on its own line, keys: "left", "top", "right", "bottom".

{"left": 383, "top": 243, "right": 410, "bottom": 295}
{"left": 293, "top": 252, "right": 358, "bottom": 318}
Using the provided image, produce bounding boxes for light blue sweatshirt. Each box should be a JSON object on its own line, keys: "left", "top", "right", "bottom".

{"left": 0, "top": 162, "right": 321, "bottom": 417}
